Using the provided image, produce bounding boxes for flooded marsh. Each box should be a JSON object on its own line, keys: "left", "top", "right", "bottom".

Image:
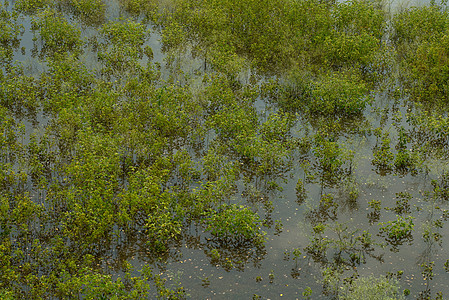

{"left": 1, "top": 0, "right": 449, "bottom": 299}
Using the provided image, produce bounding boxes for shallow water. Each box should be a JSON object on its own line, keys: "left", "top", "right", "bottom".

{"left": 2, "top": 0, "right": 449, "bottom": 298}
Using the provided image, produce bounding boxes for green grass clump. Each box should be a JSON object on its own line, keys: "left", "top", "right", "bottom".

{"left": 339, "top": 275, "right": 405, "bottom": 300}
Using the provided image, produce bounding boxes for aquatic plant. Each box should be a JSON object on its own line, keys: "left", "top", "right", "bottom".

{"left": 372, "top": 129, "right": 394, "bottom": 174}
{"left": 31, "top": 9, "right": 84, "bottom": 57}
{"left": 0, "top": 4, "right": 23, "bottom": 65}
{"left": 379, "top": 215, "right": 415, "bottom": 250}
{"left": 338, "top": 275, "right": 405, "bottom": 300}
{"left": 203, "top": 204, "right": 266, "bottom": 246}
{"left": 14, "top": 0, "right": 53, "bottom": 14}
{"left": 61, "top": 0, "right": 106, "bottom": 25}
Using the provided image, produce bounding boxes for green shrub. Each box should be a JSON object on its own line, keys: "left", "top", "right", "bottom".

{"left": 379, "top": 216, "right": 415, "bottom": 243}
{"left": 32, "top": 9, "right": 84, "bottom": 56}
{"left": 119, "top": 0, "right": 157, "bottom": 16}
{"left": 14, "top": 0, "right": 53, "bottom": 14}
{"left": 408, "top": 34, "right": 449, "bottom": 103}
{"left": 0, "top": 288, "right": 15, "bottom": 300}
{"left": 308, "top": 71, "right": 370, "bottom": 116}
{"left": 203, "top": 204, "right": 266, "bottom": 245}
{"left": 392, "top": 6, "right": 449, "bottom": 46}
{"left": 0, "top": 4, "right": 23, "bottom": 64}
{"left": 71, "top": 0, "right": 105, "bottom": 20}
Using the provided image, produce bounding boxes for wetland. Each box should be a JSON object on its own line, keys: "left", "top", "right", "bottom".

{"left": 1, "top": 0, "right": 449, "bottom": 298}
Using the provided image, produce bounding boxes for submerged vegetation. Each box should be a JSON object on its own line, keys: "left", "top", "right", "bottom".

{"left": 1, "top": 0, "right": 449, "bottom": 298}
